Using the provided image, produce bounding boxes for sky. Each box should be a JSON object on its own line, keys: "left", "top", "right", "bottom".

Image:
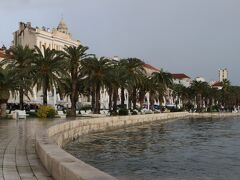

{"left": 1, "top": 0, "right": 240, "bottom": 84}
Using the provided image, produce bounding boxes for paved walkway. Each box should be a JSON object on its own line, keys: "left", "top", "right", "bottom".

{"left": 0, "top": 119, "right": 53, "bottom": 180}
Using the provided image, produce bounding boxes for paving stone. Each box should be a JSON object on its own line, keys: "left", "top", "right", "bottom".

{"left": 0, "top": 120, "right": 53, "bottom": 180}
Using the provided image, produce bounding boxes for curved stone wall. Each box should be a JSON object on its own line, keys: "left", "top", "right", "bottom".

{"left": 35, "top": 112, "right": 190, "bottom": 180}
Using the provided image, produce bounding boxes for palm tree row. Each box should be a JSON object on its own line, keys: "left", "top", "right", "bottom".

{"left": 0, "top": 45, "right": 173, "bottom": 117}
{"left": 2, "top": 44, "right": 239, "bottom": 117}
{"left": 172, "top": 79, "right": 240, "bottom": 112}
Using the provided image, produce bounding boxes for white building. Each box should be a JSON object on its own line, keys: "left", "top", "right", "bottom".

{"left": 219, "top": 68, "right": 228, "bottom": 82}
{"left": 172, "top": 73, "right": 191, "bottom": 87}
{"left": 13, "top": 20, "right": 80, "bottom": 51}
{"left": 0, "top": 46, "right": 7, "bottom": 62}
{"left": 11, "top": 19, "right": 81, "bottom": 106}
{"left": 195, "top": 76, "right": 206, "bottom": 82}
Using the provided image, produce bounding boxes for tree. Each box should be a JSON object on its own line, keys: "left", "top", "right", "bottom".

{"left": 81, "top": 57, "right": 112, "bottom": 114}
{"left": 2, "top": 45, "right": 35, "bottom": 110}
{"left": 151, "top": 70, "right": 173, "bottom": 106}
{"left": 104, "top": 60, "right": 120, "bottom": 113}
{"left": 190, "top": 80, "right": 209, "bottom": 111}
{"left": 138, "top": 74, "right": 151, "bottom": 109}
{"left": 32, "top": 46, "right": 65, "bottom": 105}
{"left": 0, "top": 67, "right": 17, "bottom": 117}
{"left": 119, "top": 58, "right": 145, "bottom": 109}
{"left": 62, "top": 45, "right": 93, "bottom": 117}
{"left": 221, "top": 79, "right": 231, "bottom": 107}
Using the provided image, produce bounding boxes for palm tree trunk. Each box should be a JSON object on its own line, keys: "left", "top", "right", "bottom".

{"left": 43, "top": 79, "right": 48, "bottom": 105}
{"left": 91, "top": 86, "right": 95, "bottom": 113}
{"left": 150, "top": 91, "right": 154, "bottom": 110}
{"left": 132, "top": 88, "right": 137, "bottom": 109}
{"left": 128, "top": 94, "right": 132, "bottom": 110}
{"left": 70, "top": 93, "right": 77, "bottom": 117}
{"left": 113, "top": 87, "right": 118, "bottom": 113}
{"left": 159, "top": 95, "right": 163, "bottom": 107}
{"left": 108, "top": 86, "right": 113, "bottom": 111}
{"left": 19, "top": 88, "right": 24, "bottom": 110}
{"left": 139, "top": 89, "right": 145, "bottom": 109}
{"left": 120, "top": 87, "right": 125, "bottom": 108}
{"left": 95, "top": 84, "right": 101, "bottom": 114}
{"left": 70, "top": 74, "right": 78, "bottom": 117}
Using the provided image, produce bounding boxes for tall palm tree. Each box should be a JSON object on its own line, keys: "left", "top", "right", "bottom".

{"left": 104, "top": 60, "right": 119, "bottom": 113}
{"left": 151, "top": 70, "right": 173, "bottom": 106}
{"left": 0, "top": 67, "right": 17, "bottom": 117}
{"left": 138, "top": 74, "right": 151, "bottom": 109}
{"left": 191, "top": 80, "right": 209, "bottom": 111}
{"left": 221, "top": 79, "right": 231, "bottom": 106}
{"left": 1, "top": 45, "right": 35, "bottom": 110}
{"left": 81, "top": 57, "right": 112, "bottom": 114}
{"left": 119, "top": 58, "right": 145, "bottom": 109}
{"left": 32, "top": 46, "right": 65, "bottom": 105}
{"left": 62, "top": 45, "right": 93, "bottom": 117}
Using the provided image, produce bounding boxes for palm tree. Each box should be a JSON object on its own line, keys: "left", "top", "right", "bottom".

{"left": 190, "top": 80, "right": 209, "bottom": 111}
{"left": 62, "top": 45, "right": 93, "bottom": 117}
{"left": 32, "top": 46, "right": 65, "bottom": 105}
{"left": 81, "top": 57, "right": 112, "bottom": 114}
{"left": 1, "top": 45, "right": 35, "bottom": 110}
{"left": 151, "top": 70, "right": 173, "bottom": 106}
{"left": 0, "top": 67, "right": 17, "bottom": 117}
{"left": 119, "top": 58, "right": 145, "bottom": 109}
{"left": 104, "top": 60, "right": 120, "bottom": 113}
{"left": 138, "top": 74, "right": 151, "bottom": 109}
{"left": 221, "top": 79, "right": 231, "bottom": 107}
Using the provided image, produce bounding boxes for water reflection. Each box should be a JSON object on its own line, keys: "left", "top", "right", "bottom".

{"left": 65, "top": 117, "right": 240, "bottom": 180}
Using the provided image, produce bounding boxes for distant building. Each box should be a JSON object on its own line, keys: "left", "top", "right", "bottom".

{"left": 0, "top": 45, "right": 7, "bottom": 62}
{"left": 172, "top": 73, "right": 191, "bottom": 87}
{"left": 12, "top": 19, "right": 80, "bottom": 51}
{"left": 195, "top": 77, "right": 206, "bottom": 82}
{"left": 211, "top": 81, "right": 223, "bottom": 90}
{"left": 219, "top": 68, "right": 228, "bottom": 82}
{"left": 143, "top": 63, "right": 159, "bottom": 76}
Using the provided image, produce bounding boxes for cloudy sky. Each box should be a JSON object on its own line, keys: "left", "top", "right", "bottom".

{"left": 1, "top": 0, "right": 240, "bottom": 84}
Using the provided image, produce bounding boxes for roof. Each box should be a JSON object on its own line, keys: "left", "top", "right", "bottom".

{"left": 57, "top": 18, "right": 68, "bottom": 33}
{"left": 212, "top": 81, "right": 223, "bottom": 87}
{"left": 143, "top": 64, "right": 159, "bottom": 71}
{"left": 172, "top": 73, "right": 190, "bottom": 79}
{"left": 0, "top": 51, "right": 6, "bottom": 58}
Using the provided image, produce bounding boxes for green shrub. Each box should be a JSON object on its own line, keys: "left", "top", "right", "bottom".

{"left": 110, "top": 110, "right": 118, "bottom": 116}
{"left": 118, "top": 108, "right": 129, "bottom": 116}
{"left": 36, "top": 106, "right": 56, "bottom": 118}
{"left": 27, "top": 111, "right": 37, "bottom": 117}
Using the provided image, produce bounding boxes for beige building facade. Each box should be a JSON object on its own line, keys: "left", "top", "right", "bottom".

{"left": 11, "top": 20, "right": 80, "bottom": 106}
{"left": 13, "top": 19, "right": 80, "bottom": 51}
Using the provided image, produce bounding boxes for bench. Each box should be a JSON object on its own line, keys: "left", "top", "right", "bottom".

{"left": 12, "top": 110, "right": 27, "bottom": 119}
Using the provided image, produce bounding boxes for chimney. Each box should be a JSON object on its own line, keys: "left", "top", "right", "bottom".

{"left": 26, "top": 22, "right": 31, "bottom": 28}
{"left": 19, "top": 22, "right": 26, "bottom": 31}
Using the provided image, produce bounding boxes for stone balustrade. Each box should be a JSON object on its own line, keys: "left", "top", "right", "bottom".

{"left": 36, "top": 112, "right": 190, "bottom": 180}
{"left": 40, "top": 111, "right": 240, "bottom": 179}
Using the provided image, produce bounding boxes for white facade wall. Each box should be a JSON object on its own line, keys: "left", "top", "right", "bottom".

{"left": 173, "top": 78, "right": 191, "bottom": 87}
{"left": 219, "top": 68, "right": 228, "bottom": 82}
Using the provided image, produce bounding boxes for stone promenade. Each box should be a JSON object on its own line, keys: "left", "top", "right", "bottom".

{"left": 0, "top": 119, "right": 53, "bottom": 180}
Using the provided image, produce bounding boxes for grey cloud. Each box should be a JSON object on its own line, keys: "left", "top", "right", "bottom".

{"left": 0, "top": 0, "right": 240, "bottom": 84}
